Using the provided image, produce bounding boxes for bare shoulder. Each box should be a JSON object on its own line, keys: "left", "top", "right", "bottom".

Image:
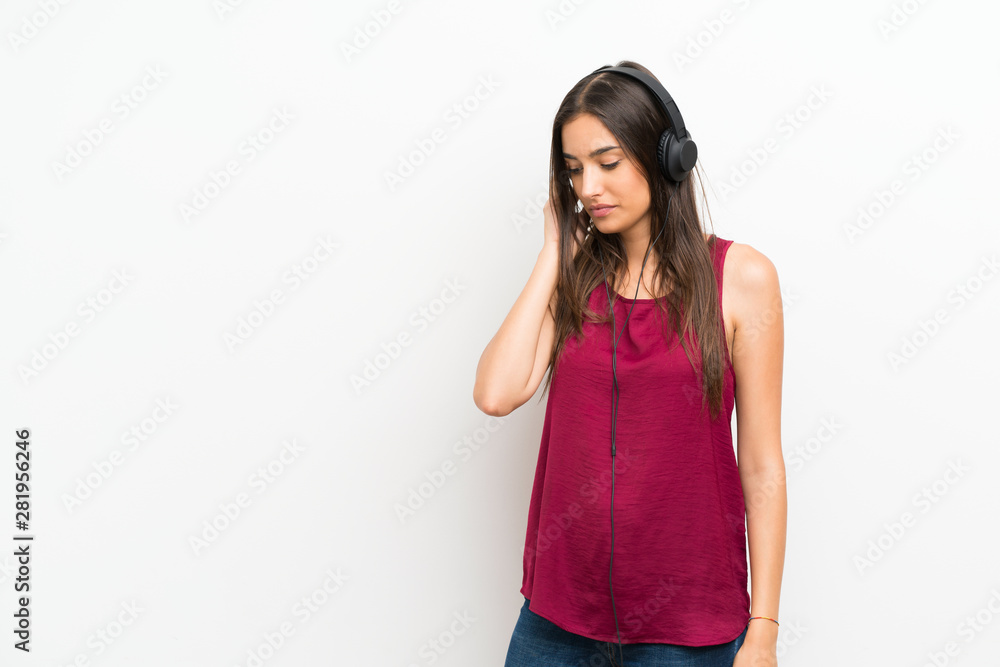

{"left": 721, "top": 241, "right": 781, "bottom": 327}
{"left": 724, "top": 241, "right": 778, "bottom": 285}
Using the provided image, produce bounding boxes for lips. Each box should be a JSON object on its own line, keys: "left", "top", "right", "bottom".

{"left": 590, "top": 205, "right": 616, "bottom": 218}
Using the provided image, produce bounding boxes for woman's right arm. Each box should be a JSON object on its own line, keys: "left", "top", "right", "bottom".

{"left": 472, "top": 243, "right": 559, "bottom": 417}
{"left": 474, "top": 196, "right": 582, "bottom": 417}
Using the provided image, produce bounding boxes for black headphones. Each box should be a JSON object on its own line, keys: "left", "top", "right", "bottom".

{"left": 586, "top": 64, "right": 696, "bottom": 667}
{"left": 591, "top": 65, "right": 698, "bottom": 183}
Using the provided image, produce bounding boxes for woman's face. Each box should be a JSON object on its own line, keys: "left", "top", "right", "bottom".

{"left": 561, "top": 112, "right": 652, "bottom": 241}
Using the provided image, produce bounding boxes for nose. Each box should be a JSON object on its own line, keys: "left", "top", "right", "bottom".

{"left": 578, "top": 165, "right": 604, "bottom": 200}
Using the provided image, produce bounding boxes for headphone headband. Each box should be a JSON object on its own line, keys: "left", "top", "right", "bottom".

{"left": 591, "top": 65, "right": 689, "bottom": 140}
{"left": 589, "top": 65, "right": 697, "bottom": 182}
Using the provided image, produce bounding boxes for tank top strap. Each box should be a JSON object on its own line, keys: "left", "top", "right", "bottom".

{"left": 709, "top": 234, "right": 735, "bottom": 369}
{"left": 709, "top": 234, "right": 732, "bottom": 295}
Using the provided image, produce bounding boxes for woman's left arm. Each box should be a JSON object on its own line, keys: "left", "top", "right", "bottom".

{"left": 729, "top": 243, "right": 787, "bottom": 667}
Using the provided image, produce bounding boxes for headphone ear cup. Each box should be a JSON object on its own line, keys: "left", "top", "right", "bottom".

{"left": 656, "top": 131, "right": 673, "bottom": 180}
{"left": 658, "top": 130, "right": 698, "bottom": 182}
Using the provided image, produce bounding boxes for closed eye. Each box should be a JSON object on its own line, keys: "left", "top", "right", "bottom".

{"left": 566, "top": 160, "right": 621, "bottom": 175}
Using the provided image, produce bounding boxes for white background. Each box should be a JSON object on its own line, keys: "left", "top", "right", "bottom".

{"left": 1, "top": 0, "right": 998, "bottom": 665}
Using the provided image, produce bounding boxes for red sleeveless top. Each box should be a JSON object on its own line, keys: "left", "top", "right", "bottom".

{"left": 519, "top": 235, "right": 749, "bottom": 646}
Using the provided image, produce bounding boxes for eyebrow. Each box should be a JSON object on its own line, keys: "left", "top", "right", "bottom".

{"left": 562, "top": 145, "right": 621, "bottom": 160}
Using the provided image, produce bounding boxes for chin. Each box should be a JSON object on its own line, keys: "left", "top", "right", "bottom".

{"left": 594, "top": 215, "right": 630, "bottom": 235}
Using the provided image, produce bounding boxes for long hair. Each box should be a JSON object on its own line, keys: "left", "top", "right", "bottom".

{"left": 539, "top": 59, "right": 728, "bottom": 421}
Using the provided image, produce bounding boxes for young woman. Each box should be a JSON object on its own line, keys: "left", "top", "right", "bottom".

{"left": 473, "top": 60, "right": 786, "bottom": 667}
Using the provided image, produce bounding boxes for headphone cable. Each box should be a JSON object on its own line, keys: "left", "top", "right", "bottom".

{"left": 597, "top": 185, "right": 675, "bottom": 667}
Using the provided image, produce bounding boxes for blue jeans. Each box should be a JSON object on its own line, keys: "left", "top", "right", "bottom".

{"left": 504, "top": 597, "right": 748, "bottom": 667}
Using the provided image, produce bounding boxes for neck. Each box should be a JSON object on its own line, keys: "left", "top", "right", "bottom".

{"left": 618, "top": 212, "right": 655, "bottom": 271}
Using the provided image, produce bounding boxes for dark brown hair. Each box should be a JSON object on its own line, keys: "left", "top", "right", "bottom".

{"left": 539, "top": 59, "right": 728, "bottom": 421}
